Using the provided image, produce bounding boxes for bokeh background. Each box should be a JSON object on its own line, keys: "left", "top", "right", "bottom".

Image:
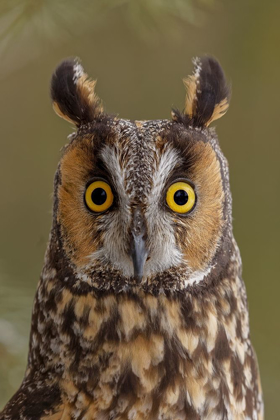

{"left": 0, "top": 0, "right": 279, "bottom": 417}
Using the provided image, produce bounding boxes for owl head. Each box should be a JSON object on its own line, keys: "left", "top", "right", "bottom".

{"left": 49, "top": 57, "right": 232, "bottom": 292}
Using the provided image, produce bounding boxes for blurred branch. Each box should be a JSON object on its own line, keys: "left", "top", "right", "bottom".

{"left": 0, "top": 0, "right": 216, "bottom": 77}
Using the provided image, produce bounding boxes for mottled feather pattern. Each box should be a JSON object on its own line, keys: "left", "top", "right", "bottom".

{"left": 0, "top": 57, "right": 263, "bottom": 420}
{"left": 1, "top": 244, "right": 262, "bottom": 419}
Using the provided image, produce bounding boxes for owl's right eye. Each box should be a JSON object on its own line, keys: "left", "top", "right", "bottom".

{"left": 166, "top": 181, "right": 196, "bottom": 214}
{"left": 84, "top": 180, "right": 114, "bottom": 213}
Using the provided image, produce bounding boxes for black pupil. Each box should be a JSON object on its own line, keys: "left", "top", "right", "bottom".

{"left": 91, "top": 188, "right": 107, "bottom": 205}
{"left": 174, "top": 189, "right": 188, "bottom": 206}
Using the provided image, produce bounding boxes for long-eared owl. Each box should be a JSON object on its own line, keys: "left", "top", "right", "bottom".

{"left": 0, "top": 57, "right": 263, "bottom": 419}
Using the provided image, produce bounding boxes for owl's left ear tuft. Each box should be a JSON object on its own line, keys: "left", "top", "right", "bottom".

{"left": 173, "top": 56, "right": 231, "bottom": 128}
{"left": 51, "top": 58, "right": 103, "bottom": 127}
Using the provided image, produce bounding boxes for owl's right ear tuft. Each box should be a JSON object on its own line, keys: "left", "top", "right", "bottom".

{"left": 172, "top": 56, "right": 231, "bottom": 128}
{"left": 51, "top": 58, "right": 103, "bottom": 127}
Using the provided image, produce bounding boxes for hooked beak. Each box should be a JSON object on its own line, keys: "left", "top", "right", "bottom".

{"left": 130, "top": 232, "right": 148, "bottom": 283}
{"left": 130, "top": 208, "right": 148, "bottom": 283}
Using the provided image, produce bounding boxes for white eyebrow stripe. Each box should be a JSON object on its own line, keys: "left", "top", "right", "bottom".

{"left": 100, "top": 144, "right": 129, "bottom": 207}
{"left": 150, "top": 146, "right": 182, "bottom": 202}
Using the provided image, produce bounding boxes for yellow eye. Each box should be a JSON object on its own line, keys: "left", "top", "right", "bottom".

{"left": 166, "top": 181, "right": 196, "bottom": 214}
{"left": 85, "top": 180, "right": 114, "bottom": 213}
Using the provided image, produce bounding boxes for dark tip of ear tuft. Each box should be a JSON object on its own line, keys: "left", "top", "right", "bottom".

{"left": 51, "top": 58, "right": 103, "bottom": 126}
{"left": 173, "top": 56, "right": 231, "bottom": 128}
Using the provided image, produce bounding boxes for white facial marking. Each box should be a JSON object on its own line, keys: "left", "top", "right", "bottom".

{"left": 85, "top": 142, "right": 133, "bottom": 275}
{"left": 150, "top": 145, "right": 182, "bottom": 204}
{"left": 184, "top": 265, "right": 213, "bottom": 287}
{"left": 144, "top": 145, "right": 183, "bottom": 274}
{"left": 101, "top": 144, "right": 130, "bottom": 210}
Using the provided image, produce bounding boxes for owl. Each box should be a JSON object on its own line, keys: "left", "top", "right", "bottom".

{"left": 0, "top": 56, "right": 263, "bottom": 420}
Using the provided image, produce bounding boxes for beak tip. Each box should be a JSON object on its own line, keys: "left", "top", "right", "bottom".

{"left": 134, "top": 275, "right": 143, "bottom": 284}
{"left": 134, "top": 272, "right": 143, "bottom": 284}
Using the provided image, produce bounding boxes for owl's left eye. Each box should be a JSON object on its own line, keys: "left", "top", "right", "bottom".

{"left": 84, "top": 180, "right": 114, "bottom": 213}
{"left": 166, "top": 181, "right": 196, "bottom": 214}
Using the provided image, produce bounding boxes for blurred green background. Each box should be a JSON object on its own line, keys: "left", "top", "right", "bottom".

{"left": 0, "top": 0, "right": 279, "bottom": 417}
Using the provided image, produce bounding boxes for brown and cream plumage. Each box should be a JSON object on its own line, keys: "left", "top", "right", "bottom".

{"left": 0, "top": 56, "right": 263, "bottom": 420}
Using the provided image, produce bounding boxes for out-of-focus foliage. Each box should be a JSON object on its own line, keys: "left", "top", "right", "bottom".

{"left": 0, "top": 0, "right": 215, "bottom": 77}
